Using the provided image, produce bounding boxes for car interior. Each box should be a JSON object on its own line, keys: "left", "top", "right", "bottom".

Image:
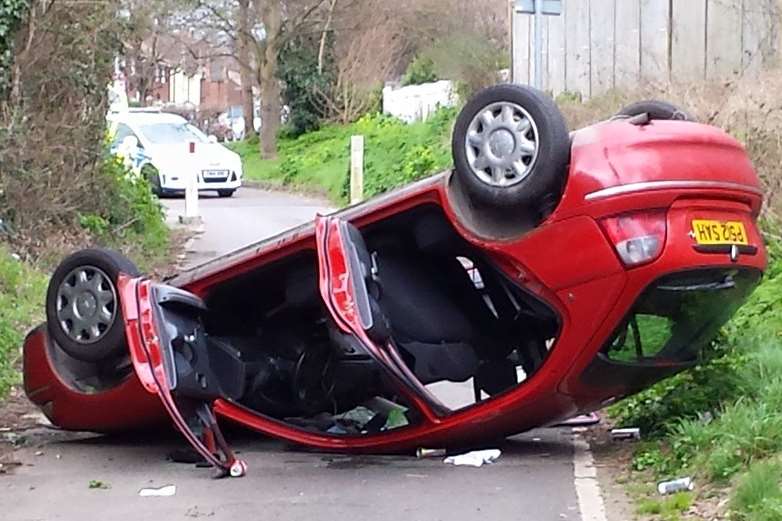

{"left": 191, "top": 204, "right": 560, "bottom": 434}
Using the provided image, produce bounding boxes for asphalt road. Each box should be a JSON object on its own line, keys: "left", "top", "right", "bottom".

{"left": 163, "top": 186, "right": 333, "bottom": 268}
{"left": 1, "top": 186, "right": 606, "bottom": 521}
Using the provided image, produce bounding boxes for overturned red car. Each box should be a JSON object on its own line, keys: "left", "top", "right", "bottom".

{"left": 23, "top": 85, "right": 766, "bottom": 477}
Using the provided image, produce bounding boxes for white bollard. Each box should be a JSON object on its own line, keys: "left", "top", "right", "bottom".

{"left": 350, "top": 135, "right": 364, "bottom": 205}
{"left": 180, "top": 140, "right": 202, "bottom": 225}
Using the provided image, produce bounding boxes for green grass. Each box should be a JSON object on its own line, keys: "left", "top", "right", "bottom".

{"left": 0, "top": 246, "right": 47, "bottom": 398}
{"left": 731, "top": 460, "right": 782, "bottom": 521}
{"left": 610, "top": 246, "right": 782, "bottom": 519}
{"left": 230, "top": 109, "right": 457, "bottom": 203}
{"left": 637, "top": 492, "right": 693, "bottom": 521}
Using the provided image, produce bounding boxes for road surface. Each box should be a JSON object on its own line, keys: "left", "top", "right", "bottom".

{"left": 163, "top": 187, "right": 333, "bottom": 268}
{"left": 1, "top": 187, "right": 607, "bottom": 521}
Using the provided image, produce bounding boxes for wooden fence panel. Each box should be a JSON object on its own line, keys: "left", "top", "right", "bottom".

{"left": 565, "top": 0, "right": 592, "bottom": 96}
{"left": 547, "top": 13, "right": 567, "bottom": 96}
{"left": 511, "top": 0, "right": 779, "bottom": 98}
{"left": 640, "top": 0, "right": 670, "bottom": 82}
{"left": 512, "top": 9, "right": 531, "bottom": 85}
{"left": 590, "top": 0, "right": 616, "bottom": 93}
{"left": 615, "top": 0, "right": 641, "bottom": 89}
{"left": 706, "top": 0, "right": 744, "bottom": 79}
{"left": 742, "top": 0, "right": 780, "bottom": 74}
{"left": 671, "top": 0, "right": 707, "bottom": 82}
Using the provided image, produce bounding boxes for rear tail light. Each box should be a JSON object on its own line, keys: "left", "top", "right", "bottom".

{"left": 600, "top": 210, "right": 667, "bottom": 267}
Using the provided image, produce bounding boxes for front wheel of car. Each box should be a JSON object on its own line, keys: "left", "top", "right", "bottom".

{"left": 45, "top": 249, "right": 139, "bottom": 363}
{"left": 451, "top": 84, "right": 571, "bottom": 209}
{"left": 218, "top": 189, "right": 236, "bottom": 198}
{"left": 142, "top": 164, "right": 163, "bottom": 197}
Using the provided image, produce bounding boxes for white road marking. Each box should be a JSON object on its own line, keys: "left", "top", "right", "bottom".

{"left": 573, "top": 432, "right": 609, "bottom": 521}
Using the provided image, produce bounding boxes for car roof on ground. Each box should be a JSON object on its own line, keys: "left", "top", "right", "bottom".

{"left": 109, "top": 111, "right": 188, "bottom": 126}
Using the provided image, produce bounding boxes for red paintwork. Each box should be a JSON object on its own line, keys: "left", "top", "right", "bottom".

{"left": 22, "top": 326, "right": 167, "bottom": 431}
{"left": 24, "top": 119, "right": 767, "bottom": 455}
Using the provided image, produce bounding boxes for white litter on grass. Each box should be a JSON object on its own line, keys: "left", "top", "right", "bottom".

{"left": 443, "top": 449, "right": 501, "bottom": 467}
{"left": 138, "top": 485, "right": 177, "bottom": 497}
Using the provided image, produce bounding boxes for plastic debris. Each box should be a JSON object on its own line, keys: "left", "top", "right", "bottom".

{"left": 139, "top": 485, "right": 177, "bottom": 497}
{"left": 443, "top": 449, "right": 501, "bottom": 467}
{"left": 88, "top": 480, "right": 110, "bottom": 490}
{"left": 416, "top": 448, "right": 446, "bottom": 459}
{"left": 557, "top": 413, "right": 601, "bottom": 427}
{"left": 657, "top": 477, "right": 694, "bottom": 495}
{"left": 611, "top": 428, "right": 641, "bottom": 441}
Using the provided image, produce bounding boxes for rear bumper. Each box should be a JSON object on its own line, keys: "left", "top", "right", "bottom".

{"left": 23, "top": 326, "right": 166, "bottom": 432}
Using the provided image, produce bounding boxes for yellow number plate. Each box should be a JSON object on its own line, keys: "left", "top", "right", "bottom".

{"left": 692, "top": 220, "right": 749, "bottom": 246}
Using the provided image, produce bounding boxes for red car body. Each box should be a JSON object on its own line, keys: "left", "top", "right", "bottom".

{"left": 23, "top": 119, "right": 766, "bottom": 474}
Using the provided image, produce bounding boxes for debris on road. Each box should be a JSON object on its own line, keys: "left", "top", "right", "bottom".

{"left": 657, "top": 477, "right": 695, "bottom": 495}
{"left": 139, "top": 484, "right": 177, "bottom": 497}
{"left": 416, "top": 448, "right": 446, "bottom": 459}
{"left": 611, "top": 428, "right": 642, "bottom": 441}
{"left": 444, "top": 449, "right": 501, "bottom": 467}
{"left": 0, "top": 461, "right": 22, "bottom": 474}
{"left": 88, "top": 480, "right": 111, "bottom": 490}
{"left": 556, "top": 413, "right": 601, "bottom": 427}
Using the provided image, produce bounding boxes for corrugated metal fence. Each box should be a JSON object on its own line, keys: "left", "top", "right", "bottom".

{"left": 512, "top": 0, "right": 781, "bottom": 98}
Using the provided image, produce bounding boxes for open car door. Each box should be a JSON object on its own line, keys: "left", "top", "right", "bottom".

{"left": 315, "top": 215, "right": 449, "bottom": 419}
{"left": 117, "top": 276, "right": 247, "bottom": 478}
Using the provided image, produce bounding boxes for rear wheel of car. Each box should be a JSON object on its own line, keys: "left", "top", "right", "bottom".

{"left": 142, "top": 164, "right": 163, "bottom": 197}
{"left": 218, "top": 189, "right": 236, "bottom": 198}
{"left": 616, "top": 100, "right": 694, "bottom": 122}
{"left": 45, "top": 249, "right": 139, "bottom": 363}
{"left": 452, "top": 84, "right": 571, "bottom": 209}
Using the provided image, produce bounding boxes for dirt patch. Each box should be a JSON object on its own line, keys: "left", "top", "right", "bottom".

{"left": 586, "top": 424, "right": 640, "bottom": 521}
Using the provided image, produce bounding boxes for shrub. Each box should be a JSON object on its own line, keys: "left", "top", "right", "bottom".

{"left": 402, "top": 55, "right": 438, "bottom": 86}
{"left": 80, "top": 151, "right": 169, "bottom": 268}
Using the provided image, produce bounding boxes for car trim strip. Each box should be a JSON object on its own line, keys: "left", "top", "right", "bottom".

{"left": 584, "top": 181, "right": 764, "bottom": 201}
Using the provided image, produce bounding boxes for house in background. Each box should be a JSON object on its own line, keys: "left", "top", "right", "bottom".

{"left": 124, "top": 33, "right": 246, "bottom": 119}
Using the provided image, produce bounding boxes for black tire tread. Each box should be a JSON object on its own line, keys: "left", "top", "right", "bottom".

{"left": 451, "top": 84, "right": 571, "bottom": 210}
{"left": 45, "top": 249, "right": 139, "bottom": 363}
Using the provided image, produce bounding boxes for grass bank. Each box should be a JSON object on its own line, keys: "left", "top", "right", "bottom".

{"left": 0, "top": 247, "right": 47, "bottom": 398}
{"left": 610, "top": 241, "right": 782, "bottom": 521}
{"left": 230, "top": 108, "right": 457, "bottom": 203}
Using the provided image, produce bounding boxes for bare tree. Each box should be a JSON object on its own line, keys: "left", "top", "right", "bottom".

{"left": 314, "top": 23, "right": 403, "bottom": 123}
{"left": 122, "top": 0, "right": 187, "bottom": 105}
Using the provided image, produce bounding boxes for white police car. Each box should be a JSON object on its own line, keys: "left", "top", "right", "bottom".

{"left": 109, "top": 111, "right": 243, "bottom": 198}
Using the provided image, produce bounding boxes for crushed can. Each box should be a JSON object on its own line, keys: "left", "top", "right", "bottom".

{"left": 610, "top": 428, "right": 641, "bottom": 441}
{"left": 416, "top": 448, "right": 447, "bottom": 459}
{"left": 657, "top": 477, "right": 694, "bottom": 495}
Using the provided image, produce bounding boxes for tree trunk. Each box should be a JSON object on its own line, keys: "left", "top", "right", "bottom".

{"left": 238, "top": 0, "right": 256, "bottom": 138}
{"left": 318, "top": 0, "right": 338, "bottom": 74}
{"left": 257, "top": 0, "right": 282, "bottom": 159}
{"left": 259, "top": 59, "right": 281, "bottom": 159}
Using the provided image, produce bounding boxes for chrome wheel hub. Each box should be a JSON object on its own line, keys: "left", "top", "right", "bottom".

{"left": 56, "top": 266, "right": 117, "bottom": 345}
{"left": 465, "top": 101, "right": 540, "bottom": 188}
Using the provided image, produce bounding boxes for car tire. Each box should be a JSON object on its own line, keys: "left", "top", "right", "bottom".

{"left": 452, "top": 84, "right": 571, "bottom": 209}
{"left": 45, "top": 249, "right": 140, "bottom": 363}
{"left": 142, "top": 164, "right": 164, "bottom": 197}
{"left": 218, "top": 189, "right": 236, "bottom": 198}
{"left": 616, "top": 100, "right": 694, "bottom": 122}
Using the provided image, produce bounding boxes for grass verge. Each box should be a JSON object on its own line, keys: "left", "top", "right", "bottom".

{"left": 0, "top": 246, "right": 47, "bottom": 398}
{"left": 610, "top": 243, "right": 782, "bottom": 520}
{"left": 230, "top": 108, "right": 456, "bottom": 203}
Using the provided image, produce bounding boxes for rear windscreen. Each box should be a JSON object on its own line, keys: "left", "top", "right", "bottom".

{"left": 581, "top": 268, "right": 761, "bottom": 394}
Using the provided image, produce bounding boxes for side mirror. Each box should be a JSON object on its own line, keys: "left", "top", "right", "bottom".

{"left": 121, "top": 135, "right": 140, "bottom": 150}
{"left": 208, "top": 135, "right": 218, "bottom": 144}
